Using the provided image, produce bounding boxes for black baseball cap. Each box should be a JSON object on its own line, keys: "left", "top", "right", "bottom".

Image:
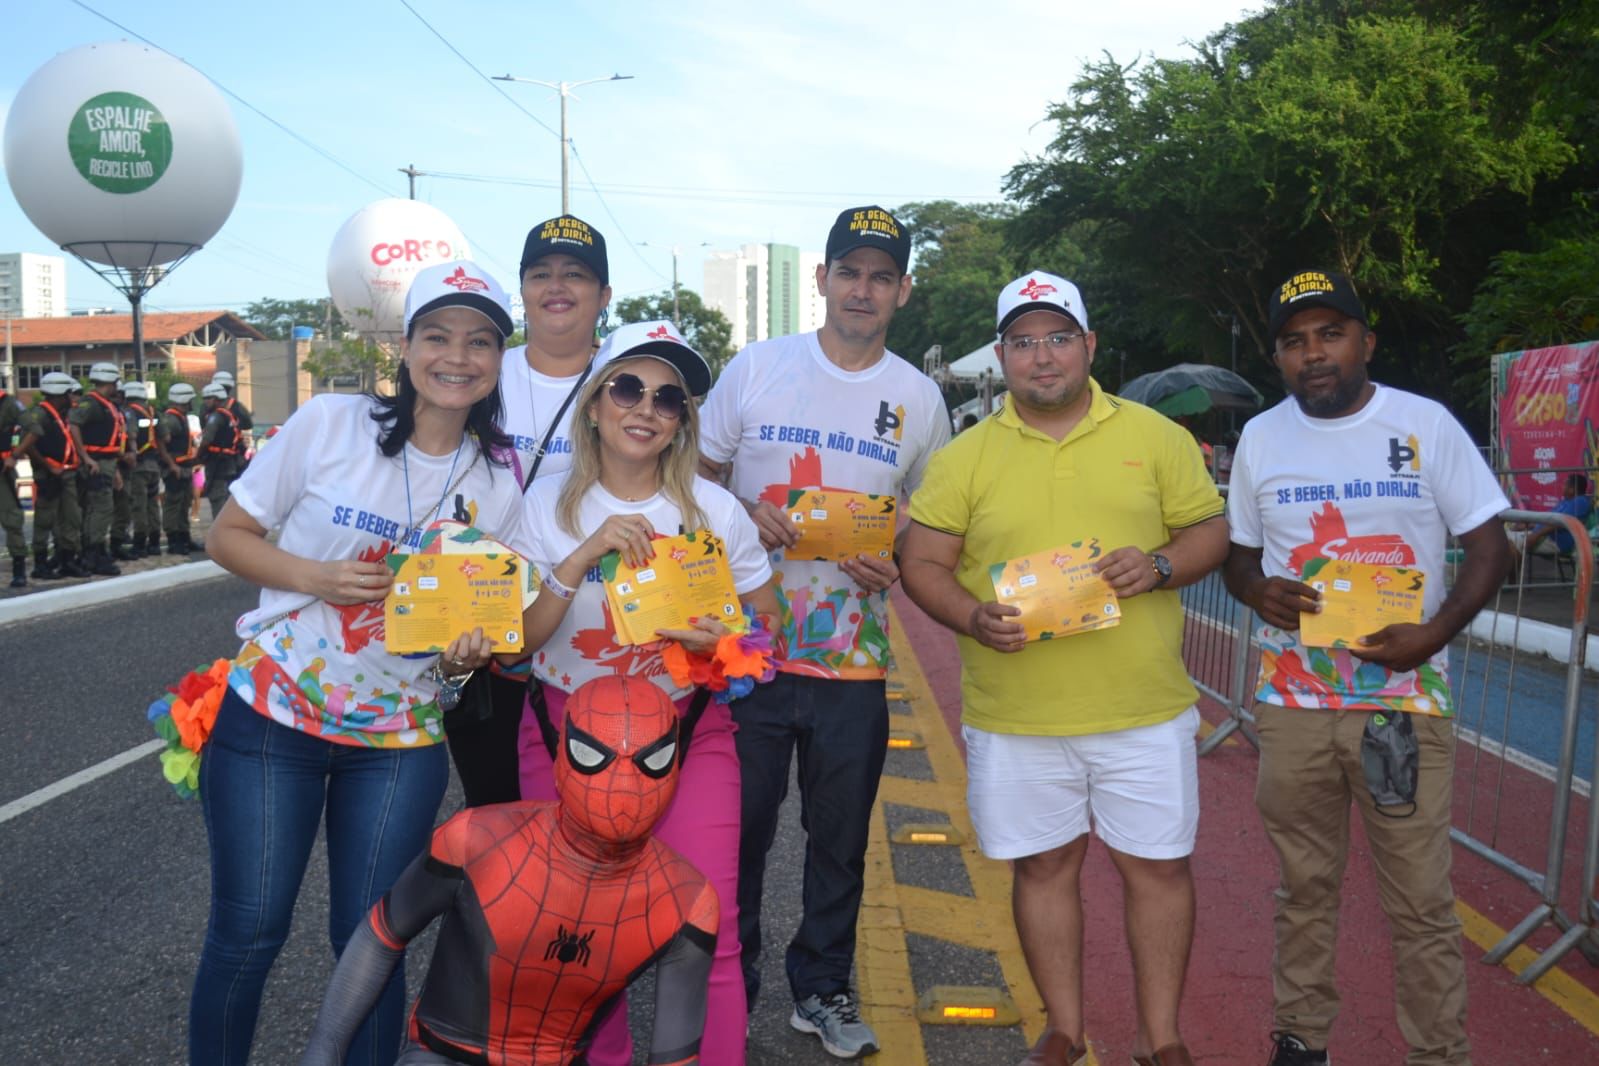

{"left": 520, "top": 215, "right": 608, "bottom": 285}
{"left": 825, "top": 205, "right": 911, "bottom": 274}
{"left": 1268, "top": 270, "right": 1367, "bottom": 341}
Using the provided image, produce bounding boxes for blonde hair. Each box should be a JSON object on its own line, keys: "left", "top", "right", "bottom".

{"left": 557, "top": 356, "right": 708, "bottom": 539}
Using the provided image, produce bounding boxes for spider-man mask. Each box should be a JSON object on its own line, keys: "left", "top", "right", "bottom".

{"left": 554, "top": 675, "right": 681, "bottom": 848}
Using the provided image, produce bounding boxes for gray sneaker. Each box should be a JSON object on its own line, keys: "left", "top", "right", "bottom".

{"left": 790, "top": 991, "right": 880, "bottom": 1059}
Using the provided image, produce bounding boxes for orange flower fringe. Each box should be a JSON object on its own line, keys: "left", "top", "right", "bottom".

{"left": 147, "top": 658, "right": 231, "bottom": 799}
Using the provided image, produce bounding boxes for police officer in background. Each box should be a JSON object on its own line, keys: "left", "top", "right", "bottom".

{"left": 122, "top": 381, "right": 167, "bottom": 557}
{"left": 211, "top": 370, "right": 253, "bottom": 432}
{"left": 198, "top": 382, "right": 241, "bottom": 523}
{"left": 159, "top": 382, "right": 203, "bottom": 555}
{"left": 0, "top": 365, "right": 28, "bottom": 587}
{"left": 108, "top": 379, "right": 136, "bottom": 561}
{"left": 68, "top": 361, "right": 125, "bottom": 576}
{"left": 16, "top": 371, "right": 87, "bottom": 579}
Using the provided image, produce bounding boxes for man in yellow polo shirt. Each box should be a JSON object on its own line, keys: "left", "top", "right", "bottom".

{"left": 901, "top": 271, "right": 1227, "bottom": 1066}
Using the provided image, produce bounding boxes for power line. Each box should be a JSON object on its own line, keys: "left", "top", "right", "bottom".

{"left": 568, "top": 143, "right": 670, "bottom": 284}
{"left": 67, "top": 0, "right": 393, "bottom": 197}
{"left": 427, "top": 170, "right": 994, "bottom": 203}
{"left": 395, "top": 0, "right": 562, "bottom": 142}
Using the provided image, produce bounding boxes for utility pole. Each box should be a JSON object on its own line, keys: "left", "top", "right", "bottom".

{"left": 641, "top": 241, "right": 710, "bottom": 328}
{"left": 399, "top": 163, "right": 425, "bottom": 200}
{"left": 492, "top": 73, "right": 634, "bottom": 214}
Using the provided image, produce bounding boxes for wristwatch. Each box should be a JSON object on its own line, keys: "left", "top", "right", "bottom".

{"left": 1150, "top": 553, "right": 1173, "bottom": 588}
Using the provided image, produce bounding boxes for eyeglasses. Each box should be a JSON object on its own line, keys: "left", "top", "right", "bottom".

{"left": 604, "top": 372, "right": 688, "bottom": 421}
{"left": 1003, "top": 331, "right": 1086, "bottom": 352}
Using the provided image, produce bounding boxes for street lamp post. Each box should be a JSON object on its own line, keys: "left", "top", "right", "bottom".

{"left": 640, "top": 242, "right": 710, "bottom": 327}
{"left": 492, "top": 73, "right": 634, "bottom": 214}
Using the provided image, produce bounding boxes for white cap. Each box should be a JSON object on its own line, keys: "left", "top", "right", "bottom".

{"left": 201, "top": 383, "right": 228, "bottom": 400}
{"left": 591, "top": 320, "right": 712, "bottom": 398}
{"left": 403, "top": 260, "right": 514, "bottom": 339}
{"left": 996, "top": 271, "right": 1089, "bottom": 336}
{"left": 212, "top": 370, "right": 235, "bottom": 387}
{"left": 88, "top": 361, "right": 121, "bottom": 383}
{"left": 123, "top": 382, "right": 148, "bottom": 400}
{"left": 40, "top": 371, "right": 77, "bottom": 395}
{"left": 168, "top": 382, "right": 197, "bottom": 403}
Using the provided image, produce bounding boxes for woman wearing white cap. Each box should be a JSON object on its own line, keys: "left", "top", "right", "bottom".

{"left": 190, "top": 260, "right": 530, "bottom": 1066}
{"left": 515, "top": 320, "right": 778, "bottom": 1065}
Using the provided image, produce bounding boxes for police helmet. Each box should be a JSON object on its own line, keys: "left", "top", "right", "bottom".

{"left": 168, "top": 382, "right": 197, "bottom": 404}
{"left": 88, "top": 361, "right": 121, "bottom": 383}
{"left": 211, "top": 370, "right": 235, "bottom": 388}
{"left": 201, "top": 383, "right": 228, "bottom": 400}
{"left": 123, "top": 382, "right": 148, "bottom": 400}
{"left": 40, "top": 371, "right": 77, "bottom": 395}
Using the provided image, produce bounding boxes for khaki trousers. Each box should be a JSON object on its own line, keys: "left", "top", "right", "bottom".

{"left": 1254, "top": 701, "right": 1469, "bottom": 1065}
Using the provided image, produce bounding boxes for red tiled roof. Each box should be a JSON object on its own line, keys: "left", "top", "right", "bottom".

{"left": 2, "top": 311, "right": 266, "bottom": 347}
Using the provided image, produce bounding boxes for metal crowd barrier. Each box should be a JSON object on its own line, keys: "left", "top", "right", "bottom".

{"left": 1180, "top": 509, "right": 1595, "bottom": 984}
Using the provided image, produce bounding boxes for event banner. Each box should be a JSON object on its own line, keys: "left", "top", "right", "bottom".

{"left": 989, "top": 539, "right": 1121, "bottom": 643}
{"left": 1495, "top": 340, "right": 1599, "bottom": 511}
{"left": 603, "top": 531, "right": 742, "bottom": 646}
{"left": 384, "top": 552, "right": 526, "bottom": 654}
{"left": 1298, "top": 558, "right": 1425, "bottom": 649}
{"left": 785, "top": 489, "right": 896, "bottom": 562}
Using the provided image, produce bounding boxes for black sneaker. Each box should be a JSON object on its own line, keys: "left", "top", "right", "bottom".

{"left": 1267, "top": 1032, "right": 1328, "bottom": 1066}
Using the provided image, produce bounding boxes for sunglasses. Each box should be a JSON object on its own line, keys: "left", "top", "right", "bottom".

{"left": 603, "top": 372, "right": 688, "bottom": 421}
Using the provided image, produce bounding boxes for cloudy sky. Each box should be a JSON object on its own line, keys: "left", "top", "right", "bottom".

{"left": 2, "top": 0, "right": 1262, "bottom": 316}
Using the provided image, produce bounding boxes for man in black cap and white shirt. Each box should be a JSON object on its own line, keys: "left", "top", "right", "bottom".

{"left": 1224, "top": 270, "right": 1509, "bottom": 1066}
{"left": 446, "top": 215, "right": 614, "bottom": 810}
{"left": 699, "top": 204, "right": 950, "bottom": 1059}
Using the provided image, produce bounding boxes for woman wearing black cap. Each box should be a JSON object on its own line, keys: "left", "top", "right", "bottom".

{"left": 191, "top": 260, "right": 529, "bottom": 1066}
{"left": 444, "top": 214, "right": 614, "bottom": 807}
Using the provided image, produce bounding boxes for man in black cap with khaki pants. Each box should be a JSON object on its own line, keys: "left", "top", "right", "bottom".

{"left": 1224, "top": 269, "right": 1509, "bottom": 1066}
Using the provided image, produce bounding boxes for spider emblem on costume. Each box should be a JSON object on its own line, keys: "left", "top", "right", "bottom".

{"left": 299, "top": 675, "right": 719, "bottom": 1066}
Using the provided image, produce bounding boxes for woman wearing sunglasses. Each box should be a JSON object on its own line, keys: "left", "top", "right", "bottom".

{"left": 516, "top": 320, "right": 778, "bottom": 1065}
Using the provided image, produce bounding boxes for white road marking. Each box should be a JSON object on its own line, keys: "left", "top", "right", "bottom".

{"left": 0, "top": 739, "right": 167, "bottom": 825}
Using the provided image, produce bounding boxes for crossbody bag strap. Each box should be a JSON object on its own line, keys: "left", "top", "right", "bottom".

{"left": 520, "top": 363, "right": 593, "bottom": 494}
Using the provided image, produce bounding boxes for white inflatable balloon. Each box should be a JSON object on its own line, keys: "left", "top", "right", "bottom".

{"left": 3, "top": 41, "right": 242, "bottom": 268}
{"left": 326, "top": 199, "right": 471, "bottom": 337}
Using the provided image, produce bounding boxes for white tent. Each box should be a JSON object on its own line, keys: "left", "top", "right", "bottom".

{"left": 945, "top": 340, "right": 1001, "bottom": 381}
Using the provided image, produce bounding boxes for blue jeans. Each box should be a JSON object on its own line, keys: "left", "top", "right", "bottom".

{"left": 191, "top": 689, "right": 449, "bottom": 1065}
{"left": 734, "top": 673, "right": 889, "bottom": 1005}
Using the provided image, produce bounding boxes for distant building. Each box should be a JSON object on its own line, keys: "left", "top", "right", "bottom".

{"left": 703, "top": 242, "right": 824, "bottom": 347}
{"left": 2, "top": 310, "right": 264, "bottom": 391}
{"left": 0, "top": 253, "right": 67, "bottom": 318}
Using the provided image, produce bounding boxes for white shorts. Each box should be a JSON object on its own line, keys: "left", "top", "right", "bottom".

{"left": 963, "top": 706, "right": 1201, "bottom": 861}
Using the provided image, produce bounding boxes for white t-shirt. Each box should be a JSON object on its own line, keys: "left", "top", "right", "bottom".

{"left": 497, "top": 345, "right": 591, "bottom": 486}
{"left": 228, "top": 394, "right": 530, "bottom": 747}
{"left": 1227, "top": 384, "right": 1507, "bottom": 716}
{"left": 522, "top": 474, "right": 772, "bottom": 699}
{"left": 698, "top": 330, "right": 952, "bottom": 680}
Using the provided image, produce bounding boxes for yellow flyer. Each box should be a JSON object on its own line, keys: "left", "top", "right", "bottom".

{"left": 1298, "top": 558, "right": 1426, "bottom": 648}
{"left": 988, "top": 539, "right": 1121, "bottom": 642}
{"left": 602, "top": 531, "right": 743, "bottom": 646}
{"left": 383, "top": 552, "right": 526, "bottom": 654}
{"left": 785, "top": 489, "right": 896, "bottom": 562}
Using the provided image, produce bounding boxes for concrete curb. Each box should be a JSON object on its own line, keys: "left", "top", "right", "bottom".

{"left": 0, "top": 561, "right": 228, "bottom": 628}
{"left": 1470, "top": 608, "right": 1599, "bottom": 674}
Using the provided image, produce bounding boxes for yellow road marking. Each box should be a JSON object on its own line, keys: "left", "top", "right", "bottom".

{"left": 879, "top": 604, "right": 1103, "bottom": 1063}
{"left": 1456, "top": 903, "right": 1599, "bottom": 1038}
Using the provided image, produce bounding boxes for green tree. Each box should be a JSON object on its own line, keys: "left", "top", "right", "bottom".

{"left": 1006, "top": 2, "right": 1576, "bottom": 410}
{"left": 612, "top": 289, "right": 735, "bottom": 380}
{"left": 299, "top": 337, "right": 399, "bottom": 393}
{"left": 886, "top": 201, "right": 1020, "bottom": 371}
{"left": 243, "top": 297, "right": 348, "bottom": 341}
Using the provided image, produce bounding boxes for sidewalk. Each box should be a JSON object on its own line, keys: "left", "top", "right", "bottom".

{"left": 890, "top": 588, "right": 1599, "bottom": 1064}
{"left": 1, "top": 506, "right": 216, "bottom": 603}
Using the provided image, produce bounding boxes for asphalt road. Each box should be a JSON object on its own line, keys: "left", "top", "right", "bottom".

{"left": 0, "top": 574, "right": 913, "bottom": 1065}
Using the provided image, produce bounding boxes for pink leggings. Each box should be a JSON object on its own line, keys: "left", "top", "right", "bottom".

{"left": 519, "top": 683, "right": 747, "bottom": 1065}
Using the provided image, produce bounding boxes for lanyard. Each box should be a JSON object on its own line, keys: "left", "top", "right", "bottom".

{"left": 401, "top": 437, "right": 465, "bottom": 547}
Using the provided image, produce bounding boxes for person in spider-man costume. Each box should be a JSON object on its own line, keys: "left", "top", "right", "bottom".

{"left": 300, "top": 674, "right": 718, "bottom": 1066}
